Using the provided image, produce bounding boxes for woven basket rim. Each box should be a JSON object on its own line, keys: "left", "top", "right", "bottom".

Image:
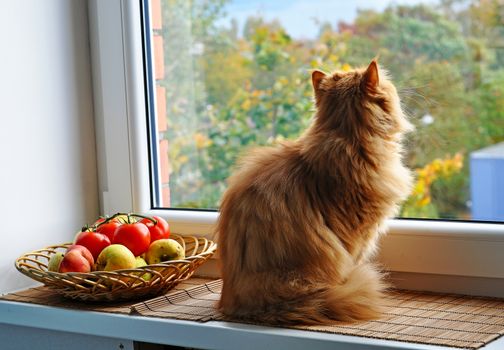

{"left": 16, "top": 244, "right": 216, "bottom": 276}
{"left": 14, "top": 234, "right": 217, "bottom": 301}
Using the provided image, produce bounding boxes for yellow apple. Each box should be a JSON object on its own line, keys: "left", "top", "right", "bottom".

{"left": 113, "top": 214, "right": 133, "bottom": 224}
{"left": 145, "top": 239, "right": 185, "bottom": 264}
{"left": 47, "top": 252, "right": 65, "bottom": 272}
{"left": 134, "top": 256, "right": 151, "bottom": 281}
{"left": 135, "top": 256, "right": 147, "bottom": 267}
{"left": 95, "top": 244, "right": 136, "bottom": 271}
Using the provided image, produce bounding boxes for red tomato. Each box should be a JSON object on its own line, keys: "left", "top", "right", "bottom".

{"left": 113, "top": 223, "right": 150, "bottom": 256}
{"left": 74, "top": 231, "right": 111, "bottom": 261}
{"left": 96, "top": 221, "right": 122, "bottom": 242}
{"left": 140, "top": 216, "right": 170, "bottom": 242}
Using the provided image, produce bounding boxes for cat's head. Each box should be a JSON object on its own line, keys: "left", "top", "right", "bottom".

{"left": 311, "top": 60, "right": 413, "bottom": 139}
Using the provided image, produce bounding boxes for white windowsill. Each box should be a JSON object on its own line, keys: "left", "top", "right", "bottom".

{"left": 3, "top": 297, "right": 502, "bottom": 350}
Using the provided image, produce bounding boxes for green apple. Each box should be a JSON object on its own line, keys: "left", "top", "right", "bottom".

{"left": 135, "top": 256, "right": 147, "bottom": 268}
{"left": 95, "top": 244, "right": 136, "bottom": 271}
{"left": 134, "top": 256, "right": 151, "bottom": 281}
{"left": 47, "top": 252, "right": 65, "bottom": 272}
{"left": 145, "top": 239, "right": 185, "bottom": 264}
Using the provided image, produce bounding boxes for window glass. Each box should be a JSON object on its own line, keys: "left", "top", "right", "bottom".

{"left": 147, "top": 0, "right": 504, "bottom": 221}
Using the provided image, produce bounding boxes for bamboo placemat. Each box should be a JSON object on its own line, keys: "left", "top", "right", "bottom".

{"left": 0, "top": 277, "right": 215, "bottom": 314}
{"left": 131, "top": 278, "right": 224, "bottom": 321}
{"left": 131, "top": 279, "right": 504, "bottom": 349}
{"left": 4, "top": 278, "right": 504, "bottom": 349}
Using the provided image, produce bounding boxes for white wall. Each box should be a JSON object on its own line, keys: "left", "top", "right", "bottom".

{"left": 0, "top": 1, "right": 99, "bottom": 293}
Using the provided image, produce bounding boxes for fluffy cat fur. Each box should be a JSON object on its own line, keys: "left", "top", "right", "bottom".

{"left": 215, "top": 60, "right": 413, "bottom": 325}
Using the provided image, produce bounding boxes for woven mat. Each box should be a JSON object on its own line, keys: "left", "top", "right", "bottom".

{"left": 3, "top": 278, "right": 504, "bottom": 349}
{"left": 131, "top": 279, "right": 504, "bottom": 349}
{"left": 0, "top": 277, "right": 215, "bottom": 314}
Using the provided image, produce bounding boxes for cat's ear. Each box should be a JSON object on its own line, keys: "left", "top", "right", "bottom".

{"left": 362, "top": 60, "right": 379, "bottom": 91}
{"left": 311, "top": 70, "right": 327, "bottom": 91}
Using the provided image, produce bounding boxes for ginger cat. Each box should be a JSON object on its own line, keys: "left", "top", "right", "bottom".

{"left": 215, "top": 60, "right": 413, "bottom": 325}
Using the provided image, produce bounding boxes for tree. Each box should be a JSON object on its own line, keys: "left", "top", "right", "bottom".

{"left": 158, "top": 0, "right": 503, "bottom": 218}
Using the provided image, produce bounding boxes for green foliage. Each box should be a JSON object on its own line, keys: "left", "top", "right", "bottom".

{"left": 158, "top": 0, "right": 503, "bottom": 219}
{"left": 472, "top": 70, "right": 504, "bottom": 146}
{"left": 341, "top": 5, "right": 469, "bottom": 77}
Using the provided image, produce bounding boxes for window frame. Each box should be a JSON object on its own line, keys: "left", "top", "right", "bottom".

{"left": 89, "top": 0, "right": 504, "bottom": 295}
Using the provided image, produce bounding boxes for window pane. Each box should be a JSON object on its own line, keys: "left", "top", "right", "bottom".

{"left": 147, "top": 0, "right": 504, "bottom": 221}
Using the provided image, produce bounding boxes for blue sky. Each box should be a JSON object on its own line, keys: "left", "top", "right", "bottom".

{"left": 218, "top": 0, "right": 439, "bottom": 39}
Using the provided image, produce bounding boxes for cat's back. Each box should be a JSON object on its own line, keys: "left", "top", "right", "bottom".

{"left": 217, "top": 140, "right": 312, "bottom": 237}
{"left": 224, "top": 141, "right": 305, "bottom": 198}
{"left": 217, "top": 140, "right": 322, "bottom": 271}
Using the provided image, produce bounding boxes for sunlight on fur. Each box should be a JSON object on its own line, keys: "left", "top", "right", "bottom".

{"left": 215, "top": 60, "right": 414, "bottom": 325}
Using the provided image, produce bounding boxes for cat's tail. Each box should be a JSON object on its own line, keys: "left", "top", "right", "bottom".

{"left": 317, "top": 262, "right": 388, "bottom": 323}
{"left": 224, "top": 262, "right": 387, "bottom": 325}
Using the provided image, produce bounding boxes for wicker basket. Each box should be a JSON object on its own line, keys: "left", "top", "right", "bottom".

{"left": 15, "top": 234, "right": 217, "bottom": 302}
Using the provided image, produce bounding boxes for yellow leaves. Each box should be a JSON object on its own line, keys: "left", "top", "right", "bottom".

{"left": 177, "top": 155, "right": 189, "bottom": 165}
{"left": 252, "top": 26, "right": 269, "bottom": 43}
{"left": 241, "top": 99, "right": 252, "bottom": 111}
{"left": 169, "top": 132, "right": 212, "bottom": 175}
{"left": 431, "top": 158, "right": 442, "bottom": 172}
{"left": 411, "top": 177, "right": 432, "bottom": 208}
{"left": 193, "top": 132, "right": 212, "bottom": 149}
{"left": 409, "top": 152, "right": 465, "bottom": 208}
{"left": 239, "top": 88, "right": 264, "bottom": 110}
{"left": 417, "top": 152, "right": 464, "bottom": 186}
{"left": 309, "top": 58, "right": 352, "bottom": 75}
{"left": 251, "top": 90, "right": 261, "bottom": 98}
{"left": 418, "top": 196, "right": 431, "bottom": 207}
{"left": 278, "top": 77, "right": 289, "bottom": 86}
{"left": 328, "top": 54, "right": 339, "bottom": 63}
{"left": 450, "top": 152, "right": 464, "bottom": 172}
{"left": 412, "top": 179, "right": 425, "bottom": 196}
{"left": 341, "top": 63, "right": 352, "bottom": 72}
{"left": 273, "top": 76, "right": 289, "bottom": 91}
{"left": 310, "top": 58, "right": 323, "bottom": 68}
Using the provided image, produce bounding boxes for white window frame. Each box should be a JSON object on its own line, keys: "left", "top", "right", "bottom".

{"left": 89, "top": 0, "right": 504, "bottom": 296}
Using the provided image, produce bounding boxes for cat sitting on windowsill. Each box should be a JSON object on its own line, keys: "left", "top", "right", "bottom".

{"left": 215, "top": 60, "right": 413, "bottom": 325}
